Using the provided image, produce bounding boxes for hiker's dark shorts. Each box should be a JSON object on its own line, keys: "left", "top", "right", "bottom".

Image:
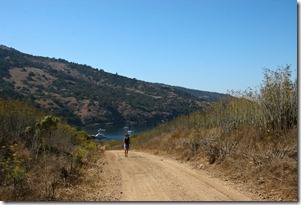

{"left": 124, "top": 143, "right": 130, "bottom": 149}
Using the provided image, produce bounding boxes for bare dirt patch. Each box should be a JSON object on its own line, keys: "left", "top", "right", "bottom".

{"left": 60, "top": 150, "right": 258, "bottom": 201}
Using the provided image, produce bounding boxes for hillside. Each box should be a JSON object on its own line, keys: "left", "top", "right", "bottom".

{"left": 0, "top": 45, "right": 227, "bottom": 130}
{"left": 155, "top": 83, "right": 229, "bottom": 102}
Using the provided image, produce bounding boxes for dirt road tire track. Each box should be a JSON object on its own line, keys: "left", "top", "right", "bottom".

{"left": 103, "top": 150, "right": 253, "bottom": 201}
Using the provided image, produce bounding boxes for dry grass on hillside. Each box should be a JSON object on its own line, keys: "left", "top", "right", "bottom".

{"left": 132, "top": 125, "right": 297, "bottom": 201}
{"left": 131, "top": 66, "right": 297, "bottom": 201}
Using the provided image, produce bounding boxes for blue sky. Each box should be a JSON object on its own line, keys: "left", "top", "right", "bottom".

{"left": 0, "top": 0, "right": 297, "bottom": 93}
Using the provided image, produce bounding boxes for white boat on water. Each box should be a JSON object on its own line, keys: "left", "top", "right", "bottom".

{"left": 95, "top": 133, "right": 106, "bottom": 139}
{"left": 91, "top": 128, "right": 107, "bottom": 140}
{"left": 123, "top": 121, "right": 135, "bottom": 135}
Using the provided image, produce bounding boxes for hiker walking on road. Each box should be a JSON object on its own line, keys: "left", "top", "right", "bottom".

{"left": 123, "top": 133, "right": 130, "bottom": 157}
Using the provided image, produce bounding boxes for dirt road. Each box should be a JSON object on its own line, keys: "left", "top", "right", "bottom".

{"left": 100, "top": 150, "right": 253, "bottom": 201}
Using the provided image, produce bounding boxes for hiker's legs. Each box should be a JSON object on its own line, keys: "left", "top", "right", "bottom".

{"left": 124, "top": 144, "right": 129, "bottom": 156}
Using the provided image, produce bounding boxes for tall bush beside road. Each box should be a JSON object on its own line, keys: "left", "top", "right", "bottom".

{"left": 258, "top": 66, "right": 297, "bottom": 134}
{"left": 0, "top": 99, "right": 98, "bottom": 201}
